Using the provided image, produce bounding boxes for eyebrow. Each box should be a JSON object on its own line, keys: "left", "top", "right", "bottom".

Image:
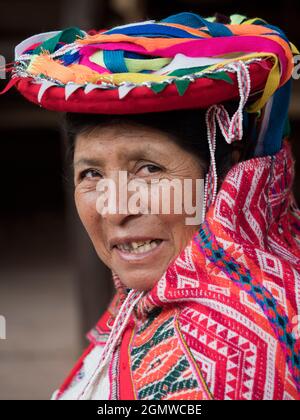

{"left": 74, "top": 157, "right": 105, "bottom": 168}
{"left": 74, "top": 149, "right": 160, "bottom": 168}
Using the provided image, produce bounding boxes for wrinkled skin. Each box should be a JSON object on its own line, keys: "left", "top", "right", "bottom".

{"left": 73, "top": 122, "right": 205, "bottom": 291}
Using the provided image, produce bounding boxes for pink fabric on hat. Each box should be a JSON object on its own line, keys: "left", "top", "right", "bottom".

{"left": 79, "top": 36, "right": 289, "bottom": 84}
{"left": 79, "top": 55, "right": 112, "bottom": 74}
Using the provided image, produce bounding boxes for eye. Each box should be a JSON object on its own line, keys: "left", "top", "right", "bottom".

{"left": 137, "top": 164, "right": 161, "bottom": 176}
{"left": 79, "top": 169, "right": 102, "bottom": 180}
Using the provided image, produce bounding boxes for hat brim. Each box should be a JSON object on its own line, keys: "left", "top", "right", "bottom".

{"left": 14, "top": 60, "right": 272, "bottom": 114}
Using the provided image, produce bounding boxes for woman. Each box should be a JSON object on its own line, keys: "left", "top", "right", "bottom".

{"left": 3, "top": 11, "right": 300, "bottom": 400}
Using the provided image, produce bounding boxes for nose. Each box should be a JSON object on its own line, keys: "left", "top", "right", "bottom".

{"left": 96, "top": 170, "right": 145, "bottom": 226}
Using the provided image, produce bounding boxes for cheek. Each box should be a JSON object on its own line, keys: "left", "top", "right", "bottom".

{"left": 74, "top": 191, "right": 109, "bottom": 261}
{"left": 159, "top": 213, "right": 197, "bottom": 255}
{"left": 75, "top": 190, "right": 98, "bottom": 229}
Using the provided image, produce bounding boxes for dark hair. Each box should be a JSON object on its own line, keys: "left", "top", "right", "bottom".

{"left": 62, "top": 105, "right": 257, "bottom": 187}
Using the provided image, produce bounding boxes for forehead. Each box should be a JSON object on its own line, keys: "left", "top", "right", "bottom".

{"left": 74, "top": 123, "right": 177, "bottom": 161}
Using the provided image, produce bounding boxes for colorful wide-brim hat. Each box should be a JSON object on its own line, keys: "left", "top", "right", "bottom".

{"left": 1, "top": 12, "right": 299, "bottom": 210}
{"left": 3, "top": 12, "right": 298, "bottom": 115}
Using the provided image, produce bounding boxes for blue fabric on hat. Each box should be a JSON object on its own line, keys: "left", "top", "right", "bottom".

{"left": 124, "top": 51, "right": 146, "bottom": 59}
{"left": 255, "top": 80, "right": 292, "bottom": 156}
{"left": 103, "top": 23, "right": 202, "bottom": 39}
{"left": 61, "top": 51, "right": 80, "bottom": 65}
{"left": 161, "top": 12, "right": 233, "bottom": 37}
{"left": 252, "top": 20, "right": 289, "bottom": 43}
{"left": 263, "top": 24, "right": 289, "bottom": 43}
{"left": 103, "top": 50, "right": 128, "bottom": 73}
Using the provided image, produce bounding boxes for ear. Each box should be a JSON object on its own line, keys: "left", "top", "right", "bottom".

{"left": 231, "top": 147, "right": 242, "bottom": 164}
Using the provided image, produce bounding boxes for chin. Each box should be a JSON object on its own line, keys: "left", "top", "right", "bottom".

{"left": 116, "top": 268, "right": 161, "bottom": 291}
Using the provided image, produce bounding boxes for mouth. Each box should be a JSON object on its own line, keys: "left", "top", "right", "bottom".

{"left": 112, "top": 238, "right": 164, "bottom": 261}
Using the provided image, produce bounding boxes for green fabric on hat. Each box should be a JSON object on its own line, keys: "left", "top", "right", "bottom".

{"left": 169, "top": 65, "right": 209, "bottom": 77}
{"left": 204, "top": 71, "right": 234, "bottom": 84}
{"left": 174, "top": 78, "right": 191, "bottom": 96}
{"left": 230, "top": 14, "right": 247, "bottom": 24}
{"left": 150, "top": 82, "right": 169, "bottom": 94}
{"left": 33, "top": 27, "right": 84, "bottom": 54}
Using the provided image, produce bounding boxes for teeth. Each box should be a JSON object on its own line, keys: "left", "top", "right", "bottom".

{"left": 116, "top": 239, "right": 161, "bottom": 253}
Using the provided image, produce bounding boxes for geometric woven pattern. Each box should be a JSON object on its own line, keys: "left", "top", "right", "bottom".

{"left": 133, "top": 141, "right": 300, "bottom": 400}
{"left": 130, "top": 308, "right": 212, "bottom": 400}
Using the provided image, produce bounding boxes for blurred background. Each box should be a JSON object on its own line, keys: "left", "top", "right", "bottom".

{"left": 0, "top": 0, "right": 299, "bottom": 400}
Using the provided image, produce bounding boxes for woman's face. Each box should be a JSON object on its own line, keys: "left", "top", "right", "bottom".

{"left": 73, "top": 122, "right": 204, "bottom": 291}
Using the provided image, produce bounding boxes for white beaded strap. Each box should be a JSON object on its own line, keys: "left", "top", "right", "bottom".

{"left": 202, "top": 107, "right": 218, "bottom": 220}
{"left": 77, "top": 288, "right": 144, "bottom": 400}
{"left": 215, "top": 61, "right": 251, "bottom": 144}
{"left": 202, "top": 61, "right": 251, "bottom": 218}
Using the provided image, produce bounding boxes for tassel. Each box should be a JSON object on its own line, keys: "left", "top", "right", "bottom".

{"left": 0, "top": 77, "right": 21, "bottom": 95}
